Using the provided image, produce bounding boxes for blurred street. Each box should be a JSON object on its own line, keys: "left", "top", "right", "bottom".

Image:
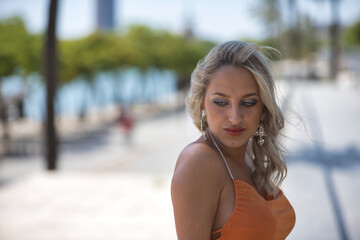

{"left": 281, "top": 80, "right": 360, "bottom": 240}
{"left": 0, "top": 80, "right": 359, "bottom": 240}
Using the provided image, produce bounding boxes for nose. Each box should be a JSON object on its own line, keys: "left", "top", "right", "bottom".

{"left": 228, "top": 106, "right": 242, "bottom": 125}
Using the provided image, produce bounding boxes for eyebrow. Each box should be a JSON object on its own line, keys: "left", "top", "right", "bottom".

{"left": 211, "top": 92, "right": 259, "bottom": 98}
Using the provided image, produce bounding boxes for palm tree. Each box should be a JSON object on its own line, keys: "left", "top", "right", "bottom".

{"left": 44, "top": 0, "right": 59, "bottom": 170}
{"left": 329, "top": 0, "right": 340, "bottom": 80}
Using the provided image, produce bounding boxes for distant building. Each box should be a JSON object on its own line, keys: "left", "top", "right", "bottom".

{"left": 96, "top": 0, "right": 115, "bottom": 31}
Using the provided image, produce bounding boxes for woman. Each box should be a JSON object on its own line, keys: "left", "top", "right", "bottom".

{"left": 171, "top": 41, "right": 296, "bottom": 240}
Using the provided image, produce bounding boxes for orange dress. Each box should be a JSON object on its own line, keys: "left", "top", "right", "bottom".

{"left": 208, "top": 130, "right": 296, "bottom": 239}
{"left": 211, "top": 179, "right": 296, "bottom": 240}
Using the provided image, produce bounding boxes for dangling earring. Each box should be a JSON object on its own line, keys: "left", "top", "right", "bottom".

{"left": 201, "top": 109, "right": 207, "bottom": 141}
{"left": 255, "top": 114, "right": 266, "bottom": 146}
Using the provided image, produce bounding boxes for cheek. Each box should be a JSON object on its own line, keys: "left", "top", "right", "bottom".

{"left": 204, "top": 102, "right": 224, "bottom": 127}
{"left": 206, "top": 107, "right": 220, "bottom": 126}
{"left": 252, "top": 102, "right": 264, "bottom": 121}
{"left": 244, "top": 108, "right": 263, "bottom": 128}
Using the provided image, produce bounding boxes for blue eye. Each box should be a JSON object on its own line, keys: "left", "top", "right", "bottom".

{"left": 241, "top": 99, "right": 258, "bottom": 107}
{"left": 213, "top": 99, "right": 228, "bottom": 106}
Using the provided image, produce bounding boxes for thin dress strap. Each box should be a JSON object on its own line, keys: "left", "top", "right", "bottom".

{"left": 208, "top": 129, "right": 234, "bottom": 180}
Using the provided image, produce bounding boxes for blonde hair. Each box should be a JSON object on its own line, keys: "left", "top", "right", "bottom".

{"left": 186, "top": 41, "right": 286, "bottom": 195}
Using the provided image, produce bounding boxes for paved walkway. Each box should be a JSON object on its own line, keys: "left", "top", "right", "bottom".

{"left": 0, "top": 80, "right": 359, "bottom": 240}
{"left": 281, "top": 80, "right": 360, "bottom": 240}
{"left": 0, "top": 106, "right": 196, "bottom": 240}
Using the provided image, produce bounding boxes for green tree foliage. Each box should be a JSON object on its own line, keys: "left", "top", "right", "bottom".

{"left": 254, "top": 0, "right": 321, "bottom": 60}
{"left": 59, "top": 24, "right": 214, "bottom": 90}
{"left": 255, "top": 14, "right": 319, "bottom": 60}
{"left": 254, "top": 0, "right": 282, "bottom": 39}
{"left": 170, "top": 38, "right": 215, "bottom": 89}
{"left": 1, "top": 17, "right": 214, "bottom": 92}
{"left": 343, "top": 20, "right": 360, "bottom": 49}
{"left": 274, "top": 15, "right": 319, "bottom": 59}
{"left": 125, "top": 25, "right": 157, "bottom": 72}
{"left": 60, "top": 33, "right": 117, "bottom": 84}
{"left": 0, "top": 17, "right": 41, "bottom": 78}
{"left": 59, "top": 31, "right": 133, "bottom": 84}
{"left": 0, "top": 17, "right": 42, "bottom": 140}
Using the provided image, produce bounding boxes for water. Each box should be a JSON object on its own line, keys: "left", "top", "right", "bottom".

{"left": 1, "top": 68, "right": 177, "bottom": 121}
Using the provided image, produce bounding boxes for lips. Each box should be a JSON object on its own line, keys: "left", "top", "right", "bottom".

{"left": 224, "top": 127, "right": 245, "bottom": 136}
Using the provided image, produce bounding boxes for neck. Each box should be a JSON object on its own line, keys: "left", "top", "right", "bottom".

{"left": 225, "top": 145, "right": 247, "bottom": 165}
{"left": 208, "top": 129, "right": 247, "bottom": 167}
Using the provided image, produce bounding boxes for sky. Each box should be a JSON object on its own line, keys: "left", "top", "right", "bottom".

{"left": 0, "top": 0, "right": 359, "bottom": 43}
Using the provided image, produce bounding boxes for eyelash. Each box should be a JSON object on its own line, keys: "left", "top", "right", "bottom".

{"left": 242, "top": 100, "right": 258, "bottom": 107}
{"left": 213, "top": 99, "right": 228, "bottom": 106}
{"left": 213, "top": 99, "right": 258, "bottom": 107}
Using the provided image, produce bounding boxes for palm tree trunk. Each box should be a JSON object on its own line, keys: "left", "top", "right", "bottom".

{"left": 0, "top": 82, "right": 9, "bottom": 141}
{"left": 44, "top": 0, "right": 59, "bottom": 170}
{"left": 329, "top": 0, "right": 341, "bottom": 80}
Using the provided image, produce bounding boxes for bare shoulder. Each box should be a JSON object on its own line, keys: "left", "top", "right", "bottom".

{"left": 171, "top": 142, "right": 226, "bottom": 239}
{"left": 173, "top": 142, "right": 226, "bottom": 187}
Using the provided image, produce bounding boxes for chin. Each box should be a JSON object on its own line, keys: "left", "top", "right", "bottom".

{"left": 223, "top": 138, "right": 247, "bottom": 149}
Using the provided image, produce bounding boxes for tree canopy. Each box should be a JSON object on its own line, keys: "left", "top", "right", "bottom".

{"left": 0, "top": 17, "right": 41, "bottom": 78}
{"left": 344, "top": 20, "right": 360, "bottom": 49}
{"left": 0, "top": 17, "right": 214, "bottom": 91}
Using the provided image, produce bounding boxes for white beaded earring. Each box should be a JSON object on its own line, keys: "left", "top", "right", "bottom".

{"left": 201, "top": 109, "right": 207, "bottom": 141}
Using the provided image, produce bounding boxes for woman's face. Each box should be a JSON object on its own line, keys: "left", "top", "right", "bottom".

{"left": 203, "top": 65, "right": 264, "bottom": 149}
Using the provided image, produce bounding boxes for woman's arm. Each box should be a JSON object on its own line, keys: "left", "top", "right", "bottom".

{"left": 171, "top": 144, "right": 224, "bottom": 240}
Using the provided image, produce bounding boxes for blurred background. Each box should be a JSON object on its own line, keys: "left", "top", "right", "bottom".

{"left": 0, "top": 0, "right": 359, "bottom": 239}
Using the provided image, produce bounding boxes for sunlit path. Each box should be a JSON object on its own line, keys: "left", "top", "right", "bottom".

{"left": 0, "top": 81, "right": 359, "bottom": 240}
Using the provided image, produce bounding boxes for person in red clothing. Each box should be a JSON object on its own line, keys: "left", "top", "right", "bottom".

{"left": 171, "top": 41, "right": 295, "bottom": 240}
{"left": 118, "top": 105, "right": 134, "bottom": 143}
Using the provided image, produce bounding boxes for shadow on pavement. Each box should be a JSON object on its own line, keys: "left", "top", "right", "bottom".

{"left": 0, "top": 123, "right": 112, "bottom": 159}
{"left": 287, "top": 144, "right": 360, "bottom": 169}
{"left": 60, "top": 124, "right": 111, "bottom": 154}
{"left": 286, "top": 144, "right": 360, "bottom": 240}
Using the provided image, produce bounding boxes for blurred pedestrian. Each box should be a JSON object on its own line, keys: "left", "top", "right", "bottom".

{"left": 171, "top": 41, "right": 296, "bottom": 240}
{"left": 118, "top": 105, "right": 134, "bottom": 144}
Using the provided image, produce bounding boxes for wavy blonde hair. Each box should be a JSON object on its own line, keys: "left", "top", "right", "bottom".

{"left": 186, "top": 41, "right": 286, "bottom": 195}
